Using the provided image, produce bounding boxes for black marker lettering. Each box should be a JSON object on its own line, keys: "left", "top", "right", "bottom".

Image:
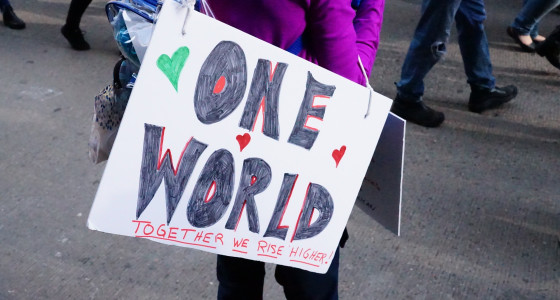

{"left": 239, "top": 59, "right": 287, "bottom": 140}
{"left": 225, "top": 158, "right": 272, "bottom": 233}
{"left": 187, "top": 149, "right": 235, "bottom": 227}
{"left": 137, "top": 124, "right": 207, "bottom": 224}
{"left": 288, "top": 72, "right": 335, "bottom": 149}
{"left": 292, "top": 183, "right": 334, "bottom": 241}
{"left": 194, "top": 41, "right": 247, "bottom": 124}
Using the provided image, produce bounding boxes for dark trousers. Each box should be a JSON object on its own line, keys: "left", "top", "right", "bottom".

{"left": 65, "top": 0, "right": 92, "bottom": 29}
{"left": 216, "top": 248, "right": 340, "bottom": 300}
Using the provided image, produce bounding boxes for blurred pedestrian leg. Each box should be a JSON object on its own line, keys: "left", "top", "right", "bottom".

{"left": 0, "top": 0, "right": 25, "bottom": 30}
{"left": 61, "top": 0, "right": 92, "bottom": 50}
{"left": 507, "top": 0, "right": 560, "bottom": 52}
{"left": 536, "top": 25, "right": 560, "bottom": 69}
{"left": 392, "top": 0, "right": 517, "bottom": 127}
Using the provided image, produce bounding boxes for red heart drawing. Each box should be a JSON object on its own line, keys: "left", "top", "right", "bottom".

{"left": 332, "top": 146, "right": 346, "bottom": 167}
{"left": 236, "top": 133, "right": 251, "bottom": 152}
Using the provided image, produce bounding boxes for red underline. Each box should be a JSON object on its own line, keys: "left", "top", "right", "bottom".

{"left": 289, "top": 259, "right": 320, "bottom": 267}
{"left": 257, "top": 254, "right": 278, "bottom": 259}
{"left": 232, "top": 249, "right": 248, "bottom": 254}
{"left": 135, "top": 235, "right": 217, "bottom": 249}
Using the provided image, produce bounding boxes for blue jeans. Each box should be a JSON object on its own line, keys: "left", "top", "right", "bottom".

{"left": 217, "top": 249, "right": 340, "bottom": 300}
{"left": 511, "top": 0, "right": 560, "bottom": 37}
{"left": 396, "top": 0, "right": 495, "bottom": 102}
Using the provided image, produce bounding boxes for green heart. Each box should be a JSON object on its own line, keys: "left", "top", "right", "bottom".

{"left": 157, "top": 46, "right": 190, "bottom": 91}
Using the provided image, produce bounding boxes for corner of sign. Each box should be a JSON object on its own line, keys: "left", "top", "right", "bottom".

{"left": 86, "top": 219, "right": 99, "bottom": 231}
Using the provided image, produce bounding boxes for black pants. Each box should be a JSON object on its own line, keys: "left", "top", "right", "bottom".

{"left": 64, "top": 0, "right": 92, "bottom": 29}
{"left": 216, "top": 248, "right": 340, "bottom": 300}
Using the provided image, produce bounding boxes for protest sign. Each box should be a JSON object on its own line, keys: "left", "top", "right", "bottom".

{"left": 88, "top": 1, "right": 393, "bottom": 273}
{"left": 356, "top": 112, "right": 405, "bottom": 236}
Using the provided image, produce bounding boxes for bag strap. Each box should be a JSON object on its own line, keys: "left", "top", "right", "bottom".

{"left": 113, "top": 57, "right": 126, "bottom": 89}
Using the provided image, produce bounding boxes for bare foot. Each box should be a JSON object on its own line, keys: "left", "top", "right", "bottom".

{"left": 518, "top": 34, "right": 534, "bottom": 46}
{"left": 533, "top": 35, "right": 546, "bottom": 42}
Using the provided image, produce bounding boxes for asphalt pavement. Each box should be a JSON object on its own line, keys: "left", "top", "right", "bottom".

{"left": 0, "top": 0, "right": 559, "bottom": 299}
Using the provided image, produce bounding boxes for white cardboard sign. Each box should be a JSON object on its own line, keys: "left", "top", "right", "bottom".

{"left": 88, "top": 1, "right": 392, "bottom": 273}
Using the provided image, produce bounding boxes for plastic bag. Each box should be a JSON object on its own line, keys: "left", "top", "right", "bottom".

{"left": 110, "top": 9, "right": 154, "bottom": 67}
{"left": 88, "top": 59, "right": 138, "bottom": 164}
{"left": 106, "top": 0, "right": 158, "bottom": 67}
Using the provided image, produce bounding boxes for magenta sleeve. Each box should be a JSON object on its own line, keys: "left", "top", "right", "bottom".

{"left": 355, "top": 0, "right": 386, "bottom": 82}
{"left": 306, "top": 0, "right": 385, "bottom": 85}
{"left": 207, "top": 0, "right": 385, "bottom": 86}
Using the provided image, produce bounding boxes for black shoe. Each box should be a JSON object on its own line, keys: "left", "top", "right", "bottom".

{"left": 468, "top": 85, "right": 517, "bottom": 113}
{"left": 535, "top": 25, "right": 560, "bottom": 70}
{"left": 507, "top": 26, "right": 536, "bottom": 53}
{"left": 2, "top": 6, "right": 25, "bottom": 30}
{"left": 391, "top": 95, "right": 445, "bottom": 128}
{"left": 61, "top": 25, "right": 90, "bottom": 51}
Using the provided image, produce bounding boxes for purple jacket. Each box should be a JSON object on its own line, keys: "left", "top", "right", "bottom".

{"left": 206, "top": 0, "right": 385, "bottom": 86}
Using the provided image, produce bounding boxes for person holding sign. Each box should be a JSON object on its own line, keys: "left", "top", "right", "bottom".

{"left": 203, "top": 0, "right": 386, "bottom": 299}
